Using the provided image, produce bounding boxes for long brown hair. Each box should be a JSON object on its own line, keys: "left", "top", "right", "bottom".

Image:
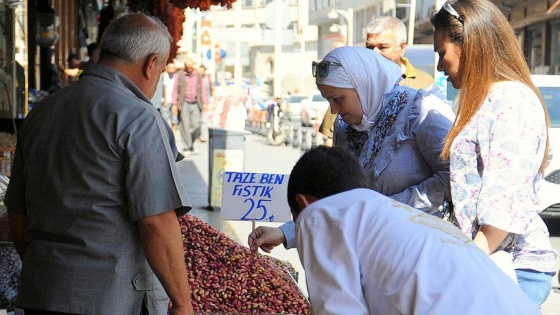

{"left": 431, "top": 0, "right": 550, "bottom": 173}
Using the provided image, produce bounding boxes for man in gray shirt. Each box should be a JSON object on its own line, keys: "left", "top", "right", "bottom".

{"left": 6, "top": 13, "right": 194, "bottom": 315}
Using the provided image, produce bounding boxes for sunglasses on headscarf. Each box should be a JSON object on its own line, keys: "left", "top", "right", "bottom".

{"left": 312, "top": 60, "right": 342, "bottom": 78}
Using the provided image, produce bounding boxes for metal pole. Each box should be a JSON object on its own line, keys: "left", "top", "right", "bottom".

{"left": 300, "top": 38, "right": 306, "bottom": 93}
{"left": 294, "top": 34, "right": 306, "bottom": 94}
{"left": 407, "top": 0, "right": 417, "bottom": 46}
{"left": 234, "top": 1, "right": 242, "bottom": 89}
{"left": 273, "top": 0, "right": 283, "bottom": 97}
{"left": 196, "top": 9, "right": 202, "bottom": 61}
{"left": 347, "top": 8, "right": 353, "bottom": 47}
{"left": 184, "top": 9, "right": 193, "bottom": 56}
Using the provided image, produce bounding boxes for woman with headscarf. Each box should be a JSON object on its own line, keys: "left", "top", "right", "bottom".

{"left": 249, "top": 46, "right": 455, "bottom": 252}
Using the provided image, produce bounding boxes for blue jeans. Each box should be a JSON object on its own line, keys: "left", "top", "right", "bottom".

{"left": 516, "top": 268, "right": 555, "bottom": 306}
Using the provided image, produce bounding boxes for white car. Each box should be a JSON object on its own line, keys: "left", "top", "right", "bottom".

{"left": 533, "top": 75, "right": 560, "bottom": 219}
{"left": 301, "top": 91, "right": 329, "bottom": 127}
{"left": 285, "top": 94, "right": 306, "bottom": 121}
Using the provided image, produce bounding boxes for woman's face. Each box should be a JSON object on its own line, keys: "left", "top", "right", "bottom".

{"left": 317, "top": 84, "right": 363, "bottom": 125}
{"left": 434, "top": 29, "right": 462, "bottom": 89}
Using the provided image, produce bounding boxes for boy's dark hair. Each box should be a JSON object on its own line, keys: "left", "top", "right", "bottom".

{"left": 287, "top": 146, "right": 367, "bottom": 216}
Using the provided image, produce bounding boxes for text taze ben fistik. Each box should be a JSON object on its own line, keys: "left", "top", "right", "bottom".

{"left": 224, "top": 172, "right": 286, "bottom": 199}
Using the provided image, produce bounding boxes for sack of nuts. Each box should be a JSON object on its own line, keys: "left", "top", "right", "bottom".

{"left": 177, "top": 214, "right": 311, "bottom": 314}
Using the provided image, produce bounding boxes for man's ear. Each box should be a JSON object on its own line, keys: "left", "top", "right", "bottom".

{"left": 399, "top": 41, "right": 406, "bottom": 56}
{"left": 292, "top": 193, "right": 318, "bottom": 221}
{"left": 295, "top": 193, "right": 317, "bottom": 209}
{"left": 143, "top": 53, "right": 159, "bottom": 80}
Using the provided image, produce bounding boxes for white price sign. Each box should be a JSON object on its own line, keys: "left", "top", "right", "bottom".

{"left": 221, "top": 171, "right": 291, "bottom": 222}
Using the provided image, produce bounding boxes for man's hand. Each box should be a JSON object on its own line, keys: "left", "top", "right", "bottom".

{"left": 248, "top": 226, "right": 286, "bottom": 253}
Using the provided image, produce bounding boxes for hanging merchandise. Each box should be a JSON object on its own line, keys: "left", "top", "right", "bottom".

{"left": 5, "top": 0, "right": 22, "bottom": 9}
{"left": 36, "top": 13, "right": 59, "bottom": 47}
{"left": 168, "top": 0, "right": 237, "bottom": 11}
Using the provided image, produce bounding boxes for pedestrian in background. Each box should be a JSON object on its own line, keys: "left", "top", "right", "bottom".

{"left": 6, "top": 13, "right": 194, "bottom": 314}
{"left": 320, "top": 16, "right": 434, "bottom": 146}
{"left": 281, "top": 145, "right": 540, "bottom": 314}
{"left": 432, "top": 0, "right": 556, "bottom": 306}
{"left": 198, "top": 64, "right": 213, "bottom": 142}
{"left": 163, "top": 62, "right": 178, "bottom": 130}
{"left": 249, "top": 46, "right": 454, "bottom": 252}
{"left": 173, "top": 59, "right": 208, "bottom": 154}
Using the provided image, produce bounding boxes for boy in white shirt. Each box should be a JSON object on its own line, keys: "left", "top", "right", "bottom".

{"left": 282, "top": 146, "right": 539, "bottom": 314}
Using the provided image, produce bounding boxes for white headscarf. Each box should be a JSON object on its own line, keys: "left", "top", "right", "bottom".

{"left": 315, "top": 46, "right": 402, "bottom": 132}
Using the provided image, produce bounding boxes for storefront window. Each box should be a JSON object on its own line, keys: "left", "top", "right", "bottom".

{"left": 0, "top": 4, "right": 27, "bottom": 121}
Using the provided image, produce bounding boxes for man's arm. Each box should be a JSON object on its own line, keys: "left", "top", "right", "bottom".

{"left": 8, "top": 210, "right": 28, "bottom": 258}
{"left": 137, "top": 210, "right": 194, "bottom": 315}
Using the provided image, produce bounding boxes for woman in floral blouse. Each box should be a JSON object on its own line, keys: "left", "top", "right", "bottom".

{"left": 432, "top": 0, "right": 557, "bottom": 306}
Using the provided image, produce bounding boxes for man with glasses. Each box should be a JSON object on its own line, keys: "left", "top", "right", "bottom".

{"left": 319, "top": 16, "right": 434, "bottom": 144}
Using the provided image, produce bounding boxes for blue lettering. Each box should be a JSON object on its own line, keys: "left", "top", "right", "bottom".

{"left": 227, "top": 172, "right": 257, "bottom": 184}
{"left": 225, "top": 172, "right": 235, "bottom": 182}
{"left": 244, "top": 173, "right": 256, "bottom": 184}
{"left": 232, "top": 184, "right": 243, "bottom": 195}
{"left": 259, "top": 174, "right": 285, "bottom": 184}
{"left": 260, "top": 186, "right": 274, "bottom": 198}
{"left": 259, "top": 174, "right": 270, "bottom": 184}
{"left": 273, "top": 175, "right": 284, "bottom": 185}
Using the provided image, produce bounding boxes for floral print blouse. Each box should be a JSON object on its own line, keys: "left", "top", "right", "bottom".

{"left": 450, "top": 81, "right": 556, "bottom": 272}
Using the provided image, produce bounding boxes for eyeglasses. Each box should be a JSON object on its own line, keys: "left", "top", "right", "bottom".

{"left": 442, "top": 1, "right": 464, "bottom": 24}
{"left": 312, "top": 60, "right": 342, "bottom": 78}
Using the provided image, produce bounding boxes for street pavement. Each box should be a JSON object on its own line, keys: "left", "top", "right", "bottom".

{"left": 175, "top": 125, "right": 560, "bottom": 313}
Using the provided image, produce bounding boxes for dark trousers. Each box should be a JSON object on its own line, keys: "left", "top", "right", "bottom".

{"left": 179, "top": 101, "right": 201, "bottom": 151}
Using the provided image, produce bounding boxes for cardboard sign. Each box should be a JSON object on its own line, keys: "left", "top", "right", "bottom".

{"left": 221, "top": 171, "right": 291, "bottom": 222}
{"left": 210, "top": 149, "right": 244, "bottom": 208}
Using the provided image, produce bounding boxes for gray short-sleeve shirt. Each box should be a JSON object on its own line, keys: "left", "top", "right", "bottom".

{"left": 5, "top": 63, "right": 191, "bottom": 314}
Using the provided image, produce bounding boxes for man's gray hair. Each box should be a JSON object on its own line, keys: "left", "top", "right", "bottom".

{"left": 366, "top": 16, "right": 407, "bottom": 45}
{"left": 99, "top": 13, "right": 172, "bottom": 64}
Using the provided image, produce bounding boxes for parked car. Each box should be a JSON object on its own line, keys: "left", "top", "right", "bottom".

{"left": 532, "top": 75, "right": 560, "bottom": 219}
{"left": 301, "top": 91, "right": 329, "bottom": 127}
{"left": 285, "top": 94, "right": 306, "bottom": 120}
